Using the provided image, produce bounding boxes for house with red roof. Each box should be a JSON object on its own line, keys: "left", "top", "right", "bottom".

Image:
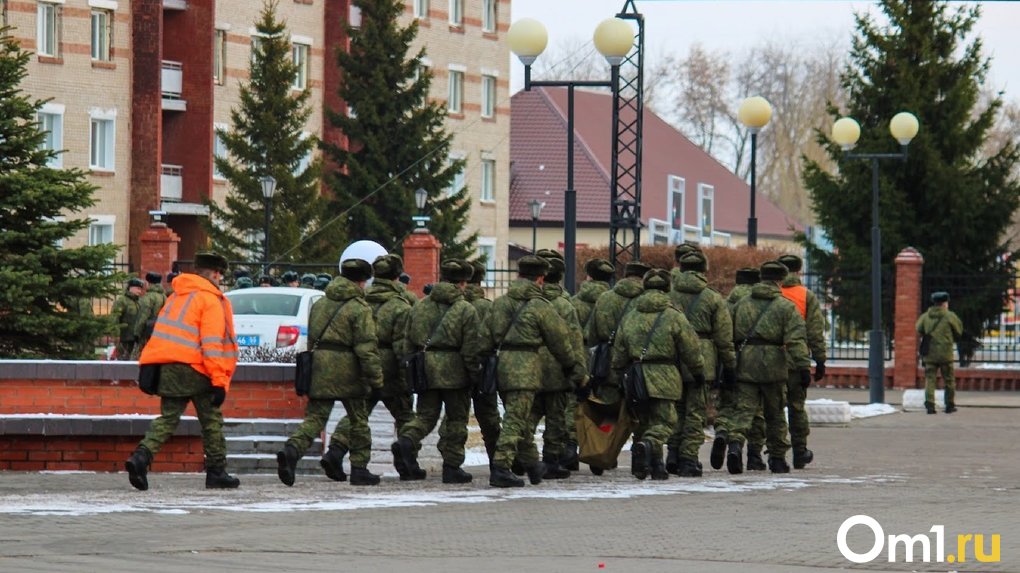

{"left": 509, "top": 87, "right": 801, "bottom": 253}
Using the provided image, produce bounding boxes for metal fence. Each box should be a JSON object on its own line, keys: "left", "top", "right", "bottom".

{"left": 802, "top": 271, "right": 895, "bottom": 362}
{"left": 923, "top": 272, "right": 1020, "bottom": 363}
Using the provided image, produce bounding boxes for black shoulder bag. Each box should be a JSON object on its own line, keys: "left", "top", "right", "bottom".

{"left": 404, "top": 303, "right": 453, "bottom": 394}
{"left": 295, "top": 300, "right": 349, "bottom": 396}
{"left": 623, "top": 311, "right": 666, "bottom": 414}
{"left": 734, "top": 298, "right": 778, "bottom": 370}
{"left": 589, "top": 297, "right": 637, "bottom": 391}
{"left": 918, "top": 314, "right": 945, "bottom": 358}
{"left": 479, "top": 300, "right": 531, "bottom": 396}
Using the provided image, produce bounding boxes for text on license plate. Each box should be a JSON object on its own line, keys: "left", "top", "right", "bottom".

{"left": 237, "top": 335, "right": 260, "bottom": 346}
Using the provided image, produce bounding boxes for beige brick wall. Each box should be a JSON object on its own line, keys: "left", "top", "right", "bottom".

{"left": 13, "top": 0, "right": 134, "bottom": 255}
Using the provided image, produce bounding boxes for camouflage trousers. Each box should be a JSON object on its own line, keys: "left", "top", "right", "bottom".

{"left": 399, "top": 388, "right": 471, "bottom": 467}
{"left": 728, "top": 381, "right": 790, "bottom": 458}
{"left": 518, "top": 390, "right": 568, "bottom": 463}
{"left": 562, "top": 391, "right": 578, "bottom": 445}
{"left": 924, "top": 361, "right": 956, "bottom": 408}
{"left": 139, "top": 392, "right": 227, "bottom": 469}
{"left": 748, "top": 371, "right": 808, "bottom": 451}
{"left": 632, "top": 398, "right": 678, "bottom": 452}
{"left": 667, "top": 379, "right": 708, "bottom": 460}
{"left": 493, "top": 390, "right": 536, "bottom": 470}
{"left": 287, "top": 398, "right": 372, "bottom": 468}
{"left": 336, "top": 393, "right": 414, "bottom": 451}
{"left": 713, "top": 384, "right": 737, "bottom": 437}
{"left": 473, "top": 391, "right": 501, "bottom": 452}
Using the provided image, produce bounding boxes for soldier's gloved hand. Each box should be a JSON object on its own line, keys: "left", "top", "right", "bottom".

{"left": 210, "top": 386, "right": 227, "bottom": 407}
{"left": 813, "top": 361, "right": 826, "bottom": 382}
{"left": 799, "top": 369, "right": 812, "bottom": 389}
{"left": 722, "top": 367, "right": 737, "bottom": 389}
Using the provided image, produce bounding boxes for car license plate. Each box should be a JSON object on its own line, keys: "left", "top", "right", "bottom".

{"left": 237, "top": 335, "right": 260, "bottom": 347}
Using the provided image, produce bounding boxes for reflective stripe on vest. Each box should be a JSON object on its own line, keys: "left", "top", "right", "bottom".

{"left": 781, "top": 285, "right": 808, "bottom": 320}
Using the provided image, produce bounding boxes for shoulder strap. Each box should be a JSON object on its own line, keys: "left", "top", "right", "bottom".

{"left": 496, "top": 299, "right": 532, "bottom": 353}
{"left": 423, "top": 302, "right": 455, "bottom": 350}
{"left": 310, "top": 299, "right": 350, "bottom": 351}
{"left": 925, "top": 313, "right": 946, "bottom": 336}
{"left": 638, "top": 311, "right": 667, "bottom": 361}
{"left": 609, "top": 296, "right": 638, "bottom": 344}
{"left": 683, "top": 289, "right": 707, "bottom": 322}
{"left": 737, "top": 297, "right": 778, "bottom": 349}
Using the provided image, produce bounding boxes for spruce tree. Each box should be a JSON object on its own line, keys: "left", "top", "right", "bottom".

{"left": 802, "top": 1, "right": 1020, "bottom": 359}
{"left": 0, "top": 27, "right": 123, "bottom": 358}
{"left": 321, "top": 0, "right": 476, "bottom": 259}
{"left": 205, "top": 1, "right": 328, "bottom": 266}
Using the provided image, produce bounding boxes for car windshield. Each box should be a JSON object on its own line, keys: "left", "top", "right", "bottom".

{"left": 228, "top": 292, "right": 302, "bottom": 316}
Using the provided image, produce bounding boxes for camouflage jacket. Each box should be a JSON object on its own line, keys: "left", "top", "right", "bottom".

{"left": 540, "top": 283, "right": 588, "bottom": 392}
{"left": 483, "top": 279, "right": 581, "bottom": 392}
{"left": 308, "top": 276, "right": 383, "bottom": 399}
{"left": 396, "top": 283, "right": 419, "bottom": 307}
{"left": 464, "top": 284, "right": 493, "bottom": 324}
{"left": 610, "top": 290, "right": 705, "bottom": 401}
{"left": 571, "top": 280, "right": 610, "bottom": 344}
{"left": 727, "top": 284, "right": 754, "bottom": 308}
{"left": 111, "top": 292, "right": 141, "bottom": 343}
{"left": 670, "top": 271, "right": 735, "bottom": 381}
{"left": 132, "top": 285, "right": 167, "bottom": 341}
{"left": 731, "top": 283, "right": 810, "bottom": 384}
{"left": 405, "top": 282, "right": 482, "bottom": 390}
{"left": 915, "top": 306, "right": 963, "bottom": 364}
{"left": 586, "top": 277, "right": 643, "bottom": 346}
{"left": 365, "top": 278, "right": 414, "bottom": 397}
{"left": 781, "top": 275, "right": 827, "bottom": 366}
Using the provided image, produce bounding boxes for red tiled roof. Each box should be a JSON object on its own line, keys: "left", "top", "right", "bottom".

{"left": 510, "top": 87, "right": 801, "bottom": 238}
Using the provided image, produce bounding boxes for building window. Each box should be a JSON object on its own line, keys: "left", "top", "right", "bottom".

{"left": 414, "top": 0, "right": 428, "bottom": 18}
{"left": 447, "top": 69, "right": 463, "bottom": 113}
{"left": 250, "top": 36, "right": 261, "bottom": 65}
{"left": 291, "top": 43, "right": 309, "bottom": 90}
{"left": 482, "top": 0, "right": 497, "bottom": 32}
{"left": 89, "top": 116, "right": 115, "bottom": 171}
{"left": 295, "top": 132, "right": 312, "bottom": 176}
{"left": 698, "top": 183, "right": 714, "bottom": 239}
{"left": 668, "top": 175, "right": 685, "bottom": 230}
{"left": 37, "top": 2, "right": 60, "bottom": 57}
{"left": 213, "top": 124, "right": 228, "bottom": 180}
{"left": 213, "top": 29, "right": 226, "bottom": 85}
{"left": 481, "top": 74, "right": 496, "bottom": 118}
{"left": 88, "top": 220, "right": 114, "bottom": 246}
{"left": 446, "top": 154, "right": 465, "bottom": 196}
{"left": 90, "top": 9, "right": 111, "bottom": 61}
{"left": 38, "top": 108, "right": 64, "bottom": 168}
{"left": 448, "top": 0, "right": 462, "bottom": 26}
{"left": 480, "top": 158, "right": 495, "bottom": 201}
{"left": 477, "top": 239, "right": 496, "bottom": 287}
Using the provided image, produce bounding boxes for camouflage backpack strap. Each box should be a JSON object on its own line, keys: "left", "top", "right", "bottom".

{"left": 735, "top": 298, "right": 778, "bottom": 357}
{"left": 495, "top": 299, "right": 532, "bottom": 355}
{"left": 423, "top": 303, "right": 454, "bottom": 351}
{"left": 682, "top": 289, "right": 708, "bottom": 335}
{"left": 310, "top": 300, "right": 350, "bottom": 351}
{"left": 608, "top": 297, "right": 638, "bottom": 346}
{"left": 637, "top": 311, "right": 667, "bottom": 362}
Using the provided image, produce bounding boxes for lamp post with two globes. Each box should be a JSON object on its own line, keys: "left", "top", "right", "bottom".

{"left": 738, "top": 96, "right": 773, "bottom": 247}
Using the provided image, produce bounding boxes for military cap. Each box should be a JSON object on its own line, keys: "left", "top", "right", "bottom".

{"left": 440, "top": 259, "right": 473, "bottom": 282}
{"left": 584, "top": 258, "right": 615, "bottom": 281}
{"left": 536, "top": 248, "right": 565, "bottom": 261}
{"left": 544, "top": 257, "right": 566, "bottom": 283}
{"left": 127, "top": 277, "right": 145, "bottom": 289}
{"left": 643, "top": 269, "right": 671, "bottom": 292}
{"left": 777, "top": 254, "right": 803, "bottom": 273}
{"left": 234, "top": 276, "right": 253, "bottom": 289}
{"left": 281, "top": 271, "right": 299, "bottom": 283}
{"left": 195, "top": 252, "right": 229, "bottom": 273}
{"left": 166, "top": 271, "right": 179, "bottom": 283}
{"left": 399, "top": 272, "right": 411, "bottom": 285}
{"left": 679, "top": 252, "right": 707, "bottom": 273}
{"left": 340, "top": 258, "right": 373, "bottom": 282}
{"left": 759, "top": 260, "right": 788, "bottom": 282}
{"left": 372, "top": 254, "right": 403, "bottom": 280}
{"left": 674, "top": 242, "right": 702, "bottom": 262}
{"left": 317, "top": 273, "right": 333, "bottom": 281}
{"left": 469, "top": 261, "right": 486, "bottom": 284}
{"left": 314, "top": 276, "right": 330, "bottom": 290}
{"left": 735, "top": 267, "right": 760, "bottom": 285}
{"left": 144, "top": 271, "right": 162, "bottom": 284}
{"left": 931, "top": 291, "right": 950, "bottom": 304}
{"left": 518, "top": 255, "right": 550, "bottom": 279}
{"left": 233, "top": 268, "right": 251, "bottom": 280}
{"left": 423, "top": 283, "right": 434, "bottom": 296}
{"left": 624, "top": 260, "right": 652, "bottom": 278}
{"left": 300, "top": 273, "right": 316, "bottom": 286}
{"left": 258, "top": 275, "right": 273, "bottom": 286}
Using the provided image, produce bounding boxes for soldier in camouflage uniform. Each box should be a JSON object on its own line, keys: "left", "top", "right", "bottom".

{"left": 276, "top": 259, "right": 384, "bottom": 487}
{"left": 393, "top": 260, "right": 482, "bottom": 484}
{"left": 716, "top": 267, "right": 761, "bottom": 470}
{"left": 331, "top": 255, "right": 417, "bottom": 479}
{"left": 727, "top": 267, "right": 759, "bottom": 308}
{"left": 727, "top": 261, "right": 810, "bottom": 475}
{"left": 916, "top": 291, "right": 964, "bottom": 414}
{"left": 666, "top": 252, "right": 736, "bottom": 477}
{"left": 669, "top": 242, "right": 703, "bottom": 290}
{"left": 111, "top": 277, "right": 144, "bottom": 360}
{"left": 486, "top": 256, "right": 585, "bottom": 488}
{"left": 300, "top": 273, "right": 317, "bottom": 288}
{"left": 464, "top": 260, "right": 501, "bottom": 467}
{"left": 612, "top": 269, "right": 705, "bottom": 480}
{"left": 586, "top": 261, "right": 651, "bottom": 405}
{"left": 131, "top": 271, "right": 167, "bottom": 359}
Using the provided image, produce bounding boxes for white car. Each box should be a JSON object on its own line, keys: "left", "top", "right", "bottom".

{"left": 224, "top": 287, "right": 324, "bottom": 353}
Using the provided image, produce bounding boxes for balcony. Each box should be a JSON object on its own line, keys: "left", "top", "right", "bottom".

{"left": 161, "top": 60, "right": 186, "bottom": 111}
{"left": 161, "top": 164, "right": 182, "bottom": 202}
{"left": 163, "top": 0, "right": 187, "bottom": 10}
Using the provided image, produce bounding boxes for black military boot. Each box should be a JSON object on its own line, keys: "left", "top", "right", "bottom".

{"left": 746, "top": 445, "right": 767, "bottom": 471}
{"left": 589, "top": 465, "right": 604, "bottom": 476}
{"left": 710, "top": 432, "right": 727, "bottom": 470}
{"left": 320, "top": 444, "right": 348, "bottom": 482}
{"left": 393, "top": 437, "right": 426, "bottom": 481}
{"left": 276, "top": 443, "right": 300, "bottom": 486}
{"left": 490, "top": 466, "right": 525, "bottom": 488}
{"left": 945, "top": 404, "right": 957, "bottom": 414}
{"left": 542, "top": 454, "right": 570, "bottom": 479}
{"left": 349, "top": 466, "right": 381, "bottom": 486}
{"left": 511, "top": 459, "right": 526, "bottom": 476}
{"left": 665, "top": 446, "right": 681, "bottom": 475}
{"left": 525, "top": 462, "right": 546, "bottom": 485}
{"left": 925, "top": 401, "right": 937, "bottom": 415}
{"left": 726, "top": 441, "right": 744, "bottom": 475}
{"left": 649, "top": 446, "right": 669, "bottom": 481}
{"left": 677, "top": 457, "right": 703, "bottom": 478}
{"left": 205, "top": 467, "right": 241, "bottom": 489}
{"left": 125, "top": 445, "right": 152, "bottom": 491}
{"left": 442, "top": 464, "right": 473, "bottom": 484}
{"left": 631, "top": 440, "right": 651, "bottom": 480}
{"left": 560, "top": 441, "right": 580, "bottom": 471}
{"left": 768, "top": 457, "right": 791, "bottom": 474}
{"left": 792, "top": 448, "right": 814, "bottom": 470}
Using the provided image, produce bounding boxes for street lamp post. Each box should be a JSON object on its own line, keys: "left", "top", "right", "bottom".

{"left": 509, "top": 17, "right": 633, "bottom": 294}
{"left": 738, "top": 96, "right": 773, "bottom": 247}
{"left": 259, "top": 175, "right": 277, "bottom": 275}
{"left": 831, "top": 111, "right": 919, "bottom": 404}
{"left": 412, "top": 187, "right": 430, "bottom": 232}
{"left": 528, "top": 199, "right": 545, "bottom": 253}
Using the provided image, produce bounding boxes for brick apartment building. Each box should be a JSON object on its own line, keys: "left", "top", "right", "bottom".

{"left": 8, "top": 0, "right": 509, "bottom": 273}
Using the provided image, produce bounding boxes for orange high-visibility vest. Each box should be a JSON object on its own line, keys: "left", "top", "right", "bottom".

{"left": 139, "top": 273, "right": 238, "bottom": 391}
{"left": 781, "top": 285, "right": 809, "bottom": 320}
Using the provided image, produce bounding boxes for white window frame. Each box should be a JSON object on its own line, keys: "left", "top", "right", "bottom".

{"left": 213, "top": 123, "right": 228, "bottom": 180}
{"left": 414, "top": 0, "right": 429, "bottom": 18}
{"left": 37, "top": 2, "right": 60, "bottom": 57}
{"left": 291, "top": 42, "right": 309, "bottom": 90}
{"left": 482, "top": 0, "right": 497, "bottom": 32}
{"left": 480, "top": 158, "right": 496, "bottom": 202}
{"left": 668, "top": 175, "right": 685, "bottom": 231}
{"left": 38, "top": 103, "right": 65, "bottom": 168}
{"left": 447, "top": 65, "right": 464, "bottom": 113}
{"left": 249, "top": 35, "right": 261, "bottom": 65}
{"left": 477, "top": 237, "right": 497, "bottom": 287}
{"left": 88, "top": 109, "right": 116, "bottom": 171}
{"left": 88, "top": 215, "right": 115, "bottom": 246}
{"left": 294, "top": 131, "right": 312, "bottom": 176}
{"left": 89, "top": 8, "right": 111, "bottom": 61}
{"left": 213, "top": 28, "right": 226, "bottom": 85}
{"left": 481, "top": 74, "right": 496, "bottom": 118}
{"left": 448, "top": 0, "right": 462, "bottom": 26}
{"left": 697, "top": 183, "right": 715, "bottom": 241}
{"left": 446, "top": 152, "right": 465, "bottom": 197}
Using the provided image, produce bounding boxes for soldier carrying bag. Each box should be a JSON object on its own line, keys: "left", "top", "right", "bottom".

{"left": 589, "top": 297, "right": 637, "bottom": 393}
{"left": 918, "top": 314, "right": 945, "bottom": 359}
{"left": 623, "top": 311, "right": 666, "bottom": 414}
{"left": 404, "top": 303, "right": 454, "bottom": 394}
{"left": 734, "top": 298, "right": 778, "bottom": 372}
{"left": 480, "top": 300, "right": 531, "bottom": 396}
{"left": 295, "top": 301, "right": 349, "bottom": 397}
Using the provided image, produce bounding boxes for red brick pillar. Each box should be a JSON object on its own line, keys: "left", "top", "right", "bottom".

{"left": 402, "top": 231, "right": 441, "bottom": 298}
{"left": 894, "top": 247, "right": 924, "bottom": 388}
{"left": 139, "top": 221, "right": 181, "bottom": 279}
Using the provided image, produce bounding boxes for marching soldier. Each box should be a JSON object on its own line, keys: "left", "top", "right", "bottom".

{"left": 131, "top": 271, "right": 167, "bottom": 358}
{"left": 586, "top": 261, "right": 650, "bottom": 405}
{"left": 716, "top": 267, "right": 760, "bottom": 469}
{"left": 464, "top": 260, "right": 501, "bottom": 467}
{"left": 916, "top": 291, "right": 964, "bottom": 414}
{"left": 670, "top": 242, "right": 703, "bottom": 289}
{"left": 727, "top": 267, "right": 759, "bottom": 307}
{"left": 111, "top": 277, "right": 144, "bottom": 360}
